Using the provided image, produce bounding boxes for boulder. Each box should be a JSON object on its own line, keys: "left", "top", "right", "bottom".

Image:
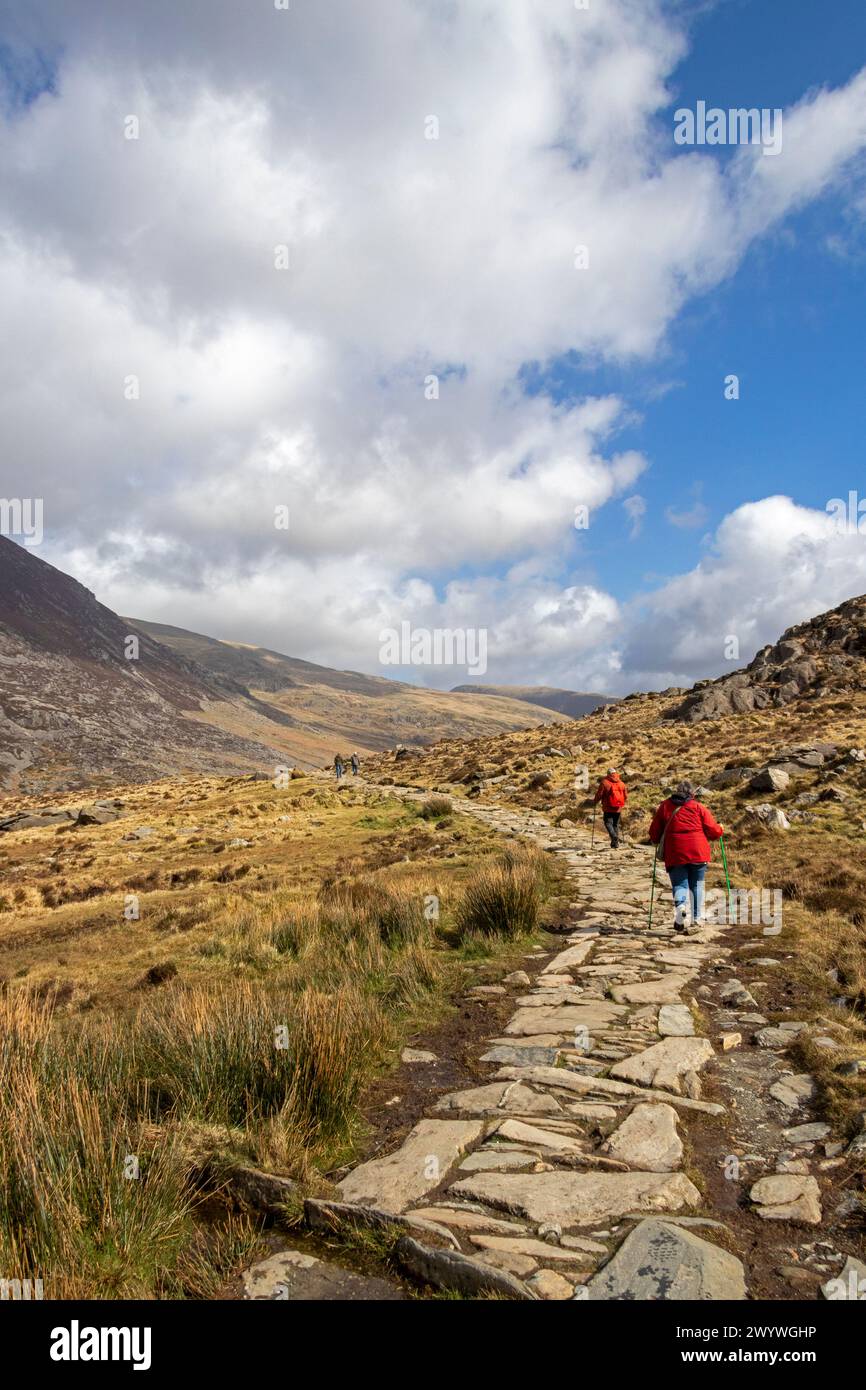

{"left": 749, "top": 768, "right": 791, "bottom": 794}
{"left": 745, "top": 804, "right": 790, "bottom": 830}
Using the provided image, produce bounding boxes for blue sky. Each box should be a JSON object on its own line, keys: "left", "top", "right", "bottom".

{"left": 529, "top": 0, "right": 866, "bottom": 607}
{"left": 1, "top": 0, "right": 865, "bottom": 693}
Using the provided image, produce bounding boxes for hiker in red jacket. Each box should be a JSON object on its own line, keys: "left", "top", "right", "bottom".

{"left": 649, "top": 781, "right": 723, "bottom": 932}
{"left": 594, "top": 768, "right": 628, "bottom": 849}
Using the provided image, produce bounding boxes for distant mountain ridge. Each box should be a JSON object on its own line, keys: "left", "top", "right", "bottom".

{"left": 0, "top": 539, "right": 559, "bottom": 792}
{"left": 452, "top": 683, "right": 615, "bottom": 720}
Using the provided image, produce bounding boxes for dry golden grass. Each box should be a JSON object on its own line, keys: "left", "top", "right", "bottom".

{"left": 0, "top": 770, "right": 558, "bottom": 1298}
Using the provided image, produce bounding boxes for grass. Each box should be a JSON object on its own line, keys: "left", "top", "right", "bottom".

{"left": 0, "top": 771, "right": 548, "bottom": 1298}
{"left": 456, "top": 845, "right": 552, "bottom": 939}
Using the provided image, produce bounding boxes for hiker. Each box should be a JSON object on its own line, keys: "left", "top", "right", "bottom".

{"left": 350, "top": 752, "right": 360, "bottom": 776}
{"left": 649, "top": 780, "right": 723, "bottom": 933}
{"left": 594, "top": 767, "right": 628, "bottom": 848}
{"left": 334, "top": 754, "right": 344, "bottom": 781}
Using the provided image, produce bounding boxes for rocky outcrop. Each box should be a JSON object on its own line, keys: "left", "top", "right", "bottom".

{"left": 664, "top": 595, "right": 866, "bottom": 723}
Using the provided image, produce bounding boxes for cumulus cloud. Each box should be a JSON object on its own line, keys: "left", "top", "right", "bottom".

{"left": 618, "top": 496, "right": 866, "bottom": 689}
{"left": 2, "top": 1, "right": 866, "bottom": 694}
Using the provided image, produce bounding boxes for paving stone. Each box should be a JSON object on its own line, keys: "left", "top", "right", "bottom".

{"left": 750, "top": 1174, "right": 822, "bottom": 1225}
{"left": 658, "top": 1004, "right": 695, "bottom": 1036}
{"left": 479, "top": 1045, "right": 562, "bottom": 1067}
{"left": 449, "top": 1169, "right": 701, "bottom": 1228}
{"left": 494, "top": 1118, "right": 584, "bottom": 1154}
{"left": 339, "top": 1118, "right": 485, "bottom": 1212}
{"left": 609, "top": 1037, "right": 715, "bottom": 1095}
{"left": 782, "top": 1122, "right": 830, "bottom": 1145}
{"left": 611, "top": 977, "right": 694, "bottom": 1005}
{"left": 433, "top": 1081, "right": 562, "bottom": 1117}
{"left": 505, "top": 1003, "right": 626, "bottom": 1036}
{"left": 475, "top": 1247, "right": 538, "bottom": 1277}
{"left": 527, "top": 1269, "right": 574, "bottom": 1300}
{"left": 586, "top": 1219, "right": 746, "bottom": 1301}
{"left": 460, "top": 1150, "right": 549, "bottom": 1173}
{"left": 542, "top": 941, "right": 598, "bottom": 974}
{"left": 602, "top": 1103, "right": 683, "bottom": 1172}
{"left": 768, "top": 1074, "right": 816, "bottom": 1109}
{"left": 494, "top": 1063, "right": 725, "bottom": 1115}
{"left": 469, "top": 1235, "right": 593, "bottom": 1264}
{"left": 402, "top": 1048, "right": 437, "bottom": 1063}
{"left": 409, "top": 1206, "right": 527, "bottom": 1235}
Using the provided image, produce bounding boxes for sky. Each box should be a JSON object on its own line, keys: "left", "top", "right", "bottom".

{"left": 1, "top": 0, "right": 865, "bottom": 696}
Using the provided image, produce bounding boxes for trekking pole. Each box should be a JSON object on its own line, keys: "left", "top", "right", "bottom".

{"left": 591, "top": 803, "right": 597, "bottom": 849}
{"left": 719, "top": 834, "right": 734, "bottom": 924}
{"left": 647, "top": 843, "right": 659, "bottom": 931}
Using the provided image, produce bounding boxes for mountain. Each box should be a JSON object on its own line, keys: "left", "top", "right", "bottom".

{"left": 0, "top": 539, "right": 559, "bottom": 792}
{"left": 126, "top": 620, "right": 561, "bottom": 765}
{"left": 452, "top": 683, "right": 615, "bottom": 719}
{"left": 663, "top": 595, "right": 866, "bottom": 723}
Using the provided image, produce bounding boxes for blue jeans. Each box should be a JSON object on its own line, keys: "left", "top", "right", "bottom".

{"left": 668, "top": 863, "right": 707, "bottom": 927}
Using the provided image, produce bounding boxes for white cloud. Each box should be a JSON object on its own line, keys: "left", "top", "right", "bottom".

{"left": 618, "top": 496, "right": 866, "bottom": 688}
{"left": 2, "top": 2, "right": 866, "bottom": 696}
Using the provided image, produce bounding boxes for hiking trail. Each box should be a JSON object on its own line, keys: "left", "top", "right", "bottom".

{"left": 241, "top": 785, "right": 866, "bottom": 1301}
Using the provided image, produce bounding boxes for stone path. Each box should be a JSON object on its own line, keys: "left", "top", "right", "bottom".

{"left": 244, "top": 785, "right": 865, "bottom": 1301}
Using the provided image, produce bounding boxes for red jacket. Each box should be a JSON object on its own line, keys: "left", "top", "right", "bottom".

{"left": 649, "top": 797, "right": 723, "bottom": 867}
{"left": 595, "top": 774, "right": 628, "bottom": 812}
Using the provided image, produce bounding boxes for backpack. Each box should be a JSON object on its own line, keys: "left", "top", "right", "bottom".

{"left": 606, "top": 778, "right": 627, "bottom": 809}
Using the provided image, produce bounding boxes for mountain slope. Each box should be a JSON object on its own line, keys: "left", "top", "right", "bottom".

{"left": 127, "top": 620, "right": 563, "bottom": 760}
{"left": 452, "top": 683, "right": 615, "bottom": 719}
{"left": 0, "top": 537, "right": 296, "bottom": 792}
{"left": 0, "top": 541, "right": 560, "bottom": 792}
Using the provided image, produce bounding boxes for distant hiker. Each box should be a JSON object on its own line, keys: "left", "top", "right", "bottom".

{"left": 350, "top": 752, "right": 360, "bottom": 776}
{"left": 649, "top": 780, "right": 723, "bottom": 933}
{"left": 594, "top": 768, "right": 628, "bottom": 848}
{"left": 334, "top": 754, "right": 344, "bottom": 781}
